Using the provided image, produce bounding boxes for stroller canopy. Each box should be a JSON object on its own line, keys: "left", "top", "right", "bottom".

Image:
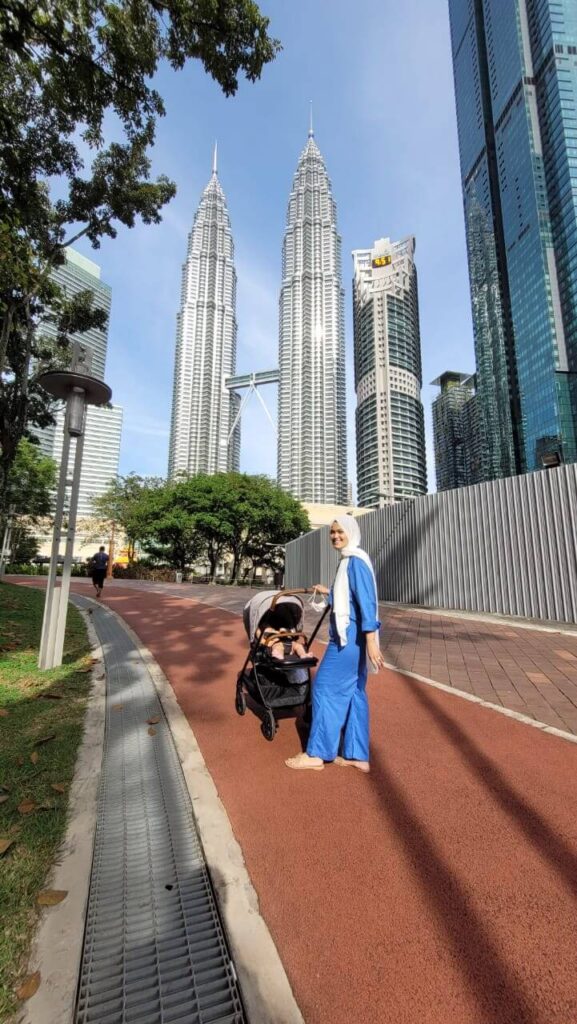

{"left": 243, "top": 591, "right": 305, "bottom": 644}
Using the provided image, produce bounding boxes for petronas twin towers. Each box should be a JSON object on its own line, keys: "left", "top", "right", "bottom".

{"left": 168, "top": 146, "right": 240, "bottom": 480}
{"left": 168, "top": 126, "right": 347, "bottom": 504}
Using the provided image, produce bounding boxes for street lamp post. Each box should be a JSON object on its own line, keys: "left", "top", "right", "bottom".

{"left": 37, "top": 344, "right": 112, "bottom": 669}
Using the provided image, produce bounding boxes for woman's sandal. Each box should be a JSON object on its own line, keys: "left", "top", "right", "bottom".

{"left": 334, "top": 756, "right": 370, "bottom": 774}
{"left": 285, "top": 753, "right": 324, "bottom": 771}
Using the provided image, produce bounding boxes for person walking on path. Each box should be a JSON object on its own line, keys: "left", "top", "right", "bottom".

{"left": 90, "top": 545, "right": 109, "bottom": 599}
{"left": 286, "top": 515, "right": 383, "bottom": 773}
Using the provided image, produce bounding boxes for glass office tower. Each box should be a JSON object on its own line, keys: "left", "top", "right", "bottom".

{"left": 431, "top": 371, "right": 475, "bottom": 491}
{"left": 448, "top": 0, "right": 577, "bottom": 476}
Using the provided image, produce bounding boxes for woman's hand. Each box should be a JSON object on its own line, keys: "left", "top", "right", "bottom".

{"left": 312, "top": 584, "right": 329, "bottom": 596}
{"left": 366, "top": 632, "right": 384, "bottom": 671}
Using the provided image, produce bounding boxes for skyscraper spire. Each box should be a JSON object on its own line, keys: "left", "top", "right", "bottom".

{"left": 277, "top": 127, "right": 347, "bottom": 503}
{"left": 168, "top": 158, "right": 240, "bottom": 478}
{"left": 212, "top": 140, "right": 218, "bottom": 175}
{"left": 308, "top": 101, "right": 314, "bottom": 138}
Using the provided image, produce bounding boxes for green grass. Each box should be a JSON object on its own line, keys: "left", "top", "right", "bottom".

{"left": 0, "top": 582, "right": 93, "bottom": 1021}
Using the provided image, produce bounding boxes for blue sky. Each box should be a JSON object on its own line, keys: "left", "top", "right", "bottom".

{"left": 72, "top": 0, "right": 475, "bottom": 496}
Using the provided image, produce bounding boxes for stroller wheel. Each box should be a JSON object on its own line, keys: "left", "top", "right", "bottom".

{"left": 261, "top": 709, "right": 276, "bottom": 742}
{"left": 235, "top": 687, "right": 246, "bottom": 716}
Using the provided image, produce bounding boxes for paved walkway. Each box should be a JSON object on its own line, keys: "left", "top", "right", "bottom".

{"left": 38, "top": 580, "right": 577, "bottom": 1024}
{"left": 12, "top": 579, "right": 577, "bottom": 1022}
{"left": 111, "top": 581, "right": 577, "bottom": 735}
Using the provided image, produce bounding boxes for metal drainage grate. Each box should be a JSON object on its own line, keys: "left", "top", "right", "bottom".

{"left": 72, "top": 597, "right": 246, "bottom": 1024}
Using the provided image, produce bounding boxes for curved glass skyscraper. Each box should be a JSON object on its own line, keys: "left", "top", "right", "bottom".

{"left": 277, "top": 126, "right": 347, "bottom": 503}
{"left": 168, "top": 151, "right": 240, "bottom": 478}
{"left": 449, "top": 0, "right": 577, "bottom": 476}
{"left": 353, "top": 237, "right": 427, "bottom": 506}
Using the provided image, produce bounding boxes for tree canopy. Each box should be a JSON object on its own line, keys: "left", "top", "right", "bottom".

{"left": 0, "top": 0, "right": 280, "bottom": 511}
{"left": 91, "top": 472, "right": 164, "bottom": 561}
{"left": 2, "top": 438, "right": 56, "bottom": 523}
{"left": 95, "top": 472, "right": 310, "bottom": 578}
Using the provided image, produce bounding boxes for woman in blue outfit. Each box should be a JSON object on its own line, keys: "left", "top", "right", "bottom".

{"left": 286, "top": 515, "right": 383, "bottom": 773}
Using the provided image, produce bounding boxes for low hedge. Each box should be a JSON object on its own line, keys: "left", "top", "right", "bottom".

{"left": 5, "top": 563, "right": 89, "bottom": 577}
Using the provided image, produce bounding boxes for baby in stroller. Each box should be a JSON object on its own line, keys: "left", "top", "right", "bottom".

{"left": 256, "top": 601, "right": 310, "bottom": 671}
{"left": 261, "top": 626, "right": 307, "bottom": 663}
{"left": 237, "top": 589, "right": 327, "bottom": 740}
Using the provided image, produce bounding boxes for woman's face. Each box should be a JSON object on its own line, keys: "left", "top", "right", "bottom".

{"left": 330, "top": 521, "right": 348, "bottom": 549}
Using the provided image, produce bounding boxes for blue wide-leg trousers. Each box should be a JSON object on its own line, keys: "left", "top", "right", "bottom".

{"left": 306, "top": 620, "right": 369, "bottom": 762}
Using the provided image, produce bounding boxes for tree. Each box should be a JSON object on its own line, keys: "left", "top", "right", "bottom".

{"left": 123, "top": 472, "right": 310, "bottom": 579}
{"left": 2, "top": 438, "right": 56, "bottom": 524}
{"left": 10, "top": 528, "right": 40, "bottom": 564}
{"left": 91, "top": 472, "right": 164, "bottom": 562}
{"left": 228, "top": 475, "right": 310, "bottom": 581}
{"left": 129, "top": 482, "right": 205, "bottom": 573}
{"left": 0, "top": 0, "right": 280, "bottom": 508}
{"left": 0, "top": 282, "right": 108, "bottom": 518}
{"left": 0, "top": 438, "right": 56, "bottom": 569}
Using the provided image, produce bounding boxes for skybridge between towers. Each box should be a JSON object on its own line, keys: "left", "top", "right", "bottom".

{"left": 224, "top": 369, "right": 279, "bottom": 444}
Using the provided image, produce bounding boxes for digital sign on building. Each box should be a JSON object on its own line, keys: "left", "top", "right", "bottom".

{"left": 372, "top": 255, "right": 392, "bottom": 269}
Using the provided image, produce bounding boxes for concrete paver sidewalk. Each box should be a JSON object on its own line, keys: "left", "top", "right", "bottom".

{"left": 150, "top": 582, "right": 577, "bottom": 735}
{"left": 60, "top": 581, "right": 577, "bottom": 1024}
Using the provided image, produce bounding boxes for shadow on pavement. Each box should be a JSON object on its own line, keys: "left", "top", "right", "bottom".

{"left": 369, "top": 745, "right": 543, "bottom": 1024}
{"left": 406, "top": 678, "right": 577, "bottom": 898}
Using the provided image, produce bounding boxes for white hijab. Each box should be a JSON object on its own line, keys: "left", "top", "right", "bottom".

{"left": 331, "top": 515, "right": 378, "bottom": 646}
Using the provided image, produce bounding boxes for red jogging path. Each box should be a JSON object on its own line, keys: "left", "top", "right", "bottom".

{"left": 24, "top": 582, "right": 577, "bottom": 1023}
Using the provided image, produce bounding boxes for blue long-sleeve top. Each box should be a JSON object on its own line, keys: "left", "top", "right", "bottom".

{"left": 327, "top": 557, "right": 380, "bottom": 633}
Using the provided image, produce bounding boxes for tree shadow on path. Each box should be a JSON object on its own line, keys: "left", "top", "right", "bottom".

{"left": 405, "top": 679, "right": 577, "bottom": 898}
{"left": 369, "top": 745, "right": 546, "bottom": 1024}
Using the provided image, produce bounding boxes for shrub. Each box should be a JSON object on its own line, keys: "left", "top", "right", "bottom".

{"left": 112, "top": 564, "right": 184, "bottom": 582}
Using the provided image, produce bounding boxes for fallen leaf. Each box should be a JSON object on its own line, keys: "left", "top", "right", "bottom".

{"left": 16, "top": 972, "right": 40, "bottom": 1001}
{"left": 30, "top": 752, "right": 39, "bottom": 765}
{"left": 0, "top": 709, "right": 9, "bottom": 717}
{"left": 17, "top": 800, "right": 36, "bottom": 815}
{"left": 112, "top": 704, "right": 123, "bottom": 712}
{"left": 0, "top": 838, "right": 14, "bottom": 856}
{"left": 148, "top": 726, "right": 157, "bottom": 736}
{"left": 0, "top": 794, "right": 8, "bottom": 805}
{"left": 50, "top": 783, "right": 66, "bottom": 794}
{"left": 37, "top": 890, "right": 68, "bottom": 906}
{"left": 34, "top": 734, "right": 56, "bottom": 746}
{"left": 147, "top": 716, "right": 160, "bottom": 725}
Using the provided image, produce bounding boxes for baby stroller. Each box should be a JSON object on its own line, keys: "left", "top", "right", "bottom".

{"left": 236, "top": 589, "right": 329, "bottom": 741}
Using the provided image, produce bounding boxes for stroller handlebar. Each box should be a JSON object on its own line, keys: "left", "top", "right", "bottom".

{"left": 270, "top": 587, "right": 314, "bottom": 610}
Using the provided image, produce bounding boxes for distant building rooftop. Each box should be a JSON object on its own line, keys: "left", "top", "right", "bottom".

{"left": 431, "top": 371, "right": 475, "bottom": 390}
{"left": 65, "top": 247, "right": 101, "bottom": 280}
{"left": 301, "top": 502, "right": 373, "bottom": 531}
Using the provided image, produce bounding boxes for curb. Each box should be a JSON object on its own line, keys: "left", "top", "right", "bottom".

{"left": 105, "top": 606, "right": 305, "bottom": 1024}
{"left": 17, "top": 606, "right": 106, "bottom": 1024}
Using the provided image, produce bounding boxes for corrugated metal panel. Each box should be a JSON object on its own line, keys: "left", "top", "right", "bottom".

{"left": 285, "top": 464, "right": 577, "bottom": 624}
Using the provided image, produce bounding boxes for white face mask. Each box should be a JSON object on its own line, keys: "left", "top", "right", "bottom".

{"left": 309, "top": 589, "right": 327, "bottom": 613}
